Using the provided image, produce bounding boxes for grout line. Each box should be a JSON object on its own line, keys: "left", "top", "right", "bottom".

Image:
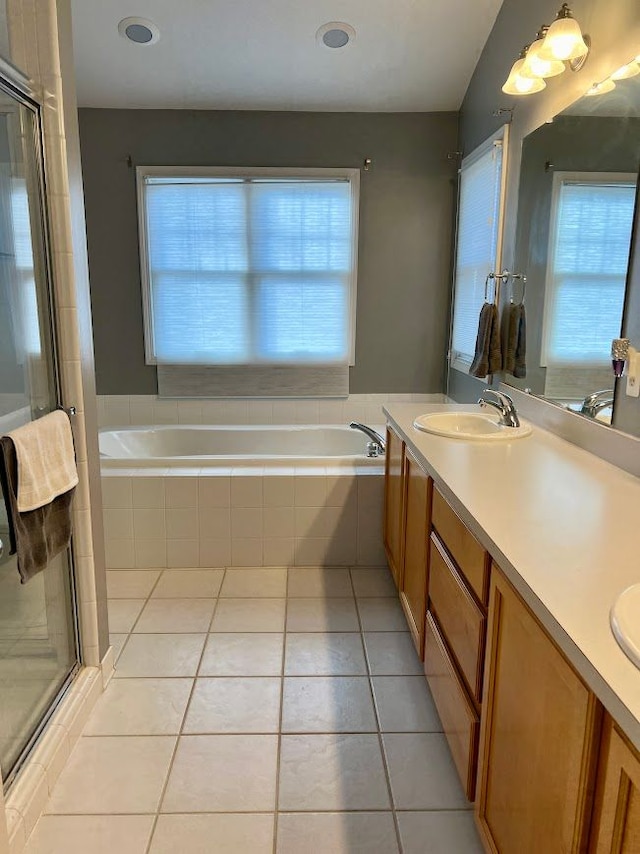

{"left": 350, "top": 567, "right": 404, "bottom": 854}
{"left": 272, "top": 568, "right": 290, "bottom": 854}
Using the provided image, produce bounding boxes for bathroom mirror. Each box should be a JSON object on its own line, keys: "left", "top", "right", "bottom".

{"left": 503, "top": 68, "right": 640, "bottom": 432}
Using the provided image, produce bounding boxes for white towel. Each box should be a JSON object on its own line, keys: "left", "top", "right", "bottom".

{"left": 4, "top": 411, "right": 78, "bottom": 512}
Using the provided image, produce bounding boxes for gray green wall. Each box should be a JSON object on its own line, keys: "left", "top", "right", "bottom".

{"left": 79, "top": 109, "right": 458, "bottom": 396}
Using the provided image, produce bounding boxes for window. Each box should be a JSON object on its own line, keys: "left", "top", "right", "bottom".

{"left": 137, "top": 167, "right": 359, "bottom": 367}
{"left": 449, "top": 127, "right": 508, "bottom": 372}
{"left": 541, "top": 172, "right": 636, "bottom": 367}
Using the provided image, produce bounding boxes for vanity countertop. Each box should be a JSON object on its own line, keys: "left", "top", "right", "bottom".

{"left": 384, "top": 403, "right": 640, "bottom": 750}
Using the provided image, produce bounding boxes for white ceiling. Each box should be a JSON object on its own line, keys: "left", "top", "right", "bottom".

{"left": 70, "top": 0, "right": 504, "bottom": 112}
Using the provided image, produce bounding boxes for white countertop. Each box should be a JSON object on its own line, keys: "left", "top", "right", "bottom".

{"left": 384, "top": 403, "right": 640, "bottom": 750}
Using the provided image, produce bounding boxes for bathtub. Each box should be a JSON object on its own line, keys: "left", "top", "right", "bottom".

{"left": 99, "top": 424, "right": 384, "bottom": 467}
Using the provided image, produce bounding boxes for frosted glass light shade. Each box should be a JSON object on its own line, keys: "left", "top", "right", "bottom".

{"left": 611, "top": 62, "right": 640, "bottom": 80}
{"left": 502, "top": 58, "right": 546, "bottom": 94}
{"left": 585, "top": 78, "right": 616, "bottom": 96}
{"left": 539, "top": 14, "right": 588, "bottom": 61}
{"left": 521, "top": 38, "right": 566, "bottom": 79}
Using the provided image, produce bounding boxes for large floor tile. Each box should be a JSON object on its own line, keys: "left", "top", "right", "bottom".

{"left": 210, "top": 599, "right": 286, "bottom": 632}
{"left": 278, "top": 734, "right": 390, "bottom": 811}
{"left": 397, "top": 810, "right": 484, "bottom": 854}
{"left": 46, "top": 736, "right": 176, "bottom": 814}
{"left": 199, "top": 633, "right": 284, "bottom": 676}
{"left": 383, "top": 733, "right": 470, "bottom": 810}
{"left": 106, "top": 570, "right": 161, "bottom": 599}
{"left": 162, "top": 735, "right": 278, "bottom": 812}
{"left": 134, "top": 598, "right": 216, "bottom": 633}
{"left": 282, "top": 677, "right": 376, "bottom": 733}
{"left": 284, "top": 633, "right": 366, "bottom": 676}
{"left": 107, "top": 599, "right": 145, "bottom": 633}
{"left": 372, "top": 676, "right": 442, "bottom": 732}
{"left": 357, "top": 598, "right": 408, "bottom": 631}
{"left": 83, "top": 678, "right": 192, "bottom": 736}
{"left": 115, "top": 634, "right": 206, "bottom": 677}
{"left": 277, "top": 812, "right": 399, "bottom": 854}
{"left": 152, "top": 569, "right": 224, "bottom": 598}
{"left": 363, "top": 632, "right": 423, "bottom": 675}
{"left": 25, "top": 815, "right": 155, "bottom": 854}
{"left": 109, "top": 633, "right": 128, "bottom": 662}
{"left": 150, "top": 814, "right": 274, "bottom": 854}
{"left": 286, "top": 598, "right": 359, "bottom": 632}
{"left": 220, "top": 568, "right": 287, "bottom": 598}
{"left": 183, "top": 678, "right": 281, "bottom": 733}
{"left": 287, "top": 567, "right": 353, "bottom": 598}
{"left": 350, "top": 567, "right": 396, "bottom": 597}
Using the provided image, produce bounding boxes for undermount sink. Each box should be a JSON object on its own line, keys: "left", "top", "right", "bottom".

{"left": 611, "top": 584, "right": 640, "bottom": 670}
{"left": 413, "top": 411, "right": 532, "bottom": 441}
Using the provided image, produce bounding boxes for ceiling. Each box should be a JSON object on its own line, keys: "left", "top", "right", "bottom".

{"left": 70, "top": 0, "right": 504, "bottom": 112}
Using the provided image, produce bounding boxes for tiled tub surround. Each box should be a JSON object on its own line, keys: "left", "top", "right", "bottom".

{"left": 102, "top": 469, "right": 386, "bottom": 569}
{"left": 23, "top": 565, "right": 484, "bottom": 854}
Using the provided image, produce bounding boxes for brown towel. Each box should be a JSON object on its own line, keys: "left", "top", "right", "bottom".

{"left": 501, "top": 303, "right": 527, "bottom": 378}
{"left": 470, "top": 303, "right": 502, "bottom": 378}
{"left": 514, "top": 304, "right": 526, "bottom": 378}
{"left": 0, "top": 436, "right": 75, "bottom": 584}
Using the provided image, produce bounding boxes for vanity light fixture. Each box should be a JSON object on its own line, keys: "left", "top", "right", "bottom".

{"left": 611, "top": 61, "right": 640, "bottom": 80}
{"left": 585, "top": 78, "right": 616, "bottom": 96}
{"left": 521, "top": 27, "right": 566, "bottom": 79}
{"left": 538, "top": 4, "right": 589, "bottom": 68}
{"left": 502, "top": 48, "right": 547, "bottom": 96}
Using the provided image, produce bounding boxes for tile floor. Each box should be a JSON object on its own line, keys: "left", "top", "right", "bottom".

{"left": 25, "top": 565, "right": 485, "bottom": 853}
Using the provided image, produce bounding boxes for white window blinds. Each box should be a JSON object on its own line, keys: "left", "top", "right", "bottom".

{"left": 542, "top": 175, "right": 635, "bottom": 366}
{"left": 138, "top": 169, "right": 359, "bottom": 366}
{"left": 450, "top": 129, "right": 507, "bottom": 370}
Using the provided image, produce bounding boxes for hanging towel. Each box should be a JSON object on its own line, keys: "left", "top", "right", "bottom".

{"left": 501, "top": 303, "right": 527, "bottom": 378}
{"left": 4, "top": 410, "right": 78, "bottom": 512}
{"left": 0, "top": 434, "right": 76, "bottom": 583}
{"left": 470, "top": 303, "right": 502, "bottom": 378}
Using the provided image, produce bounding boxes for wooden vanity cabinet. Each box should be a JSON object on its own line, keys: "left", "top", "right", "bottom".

{"left": 590, "top": 716, "right": 640, "bottom": 853}
{"left": 476, "top": 567, "right": 601, "bottom": 854}
{"left": 383, "top": 426, "right": 405, "bottom": 589}
{"left": 399, "top": 448, "right": 432, "bottom": 657}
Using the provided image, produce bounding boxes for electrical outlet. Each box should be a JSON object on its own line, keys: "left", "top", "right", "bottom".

{"left": 626, "top": 349, "right": 640, "bottom": 398}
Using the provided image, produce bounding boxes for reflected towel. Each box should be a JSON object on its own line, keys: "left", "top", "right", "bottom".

{"left": 470, "top": 303, "right": 502, "bottom": 378}
{"left": 5, "top": 411, "right": 78, "bottom": 512}
{"left": 502, "top": 303, "right": 527, "bottom": 378}
{"left": 0, "top": 436, "right": 75, "bottom": 583}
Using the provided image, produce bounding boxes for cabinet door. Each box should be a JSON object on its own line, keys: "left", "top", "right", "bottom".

{"left": 399, "top": 450, "right": 431, "bottom": 657}
{"left": 383, "top": 426, "right": 405, "bottom": 589}
{"left": 476, "top": 568, "right": 600, "bottom": 854}
{"left": 590, "top": 717, "right": 640, "bottom": 853}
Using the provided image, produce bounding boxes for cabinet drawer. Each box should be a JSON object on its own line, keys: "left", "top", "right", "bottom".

{"left": 429, "top": 534, "right": 486, "bottom": 703}
{"left": 425, "top": 611, "right": 479, "bottom": 802}
{"left": 432, "top": 488, "right": 489, "bottom": 604}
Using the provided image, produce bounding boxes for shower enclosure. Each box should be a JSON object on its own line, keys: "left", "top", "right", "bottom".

{"left": 0, "top": 68, "right": 79, "bottom": 787}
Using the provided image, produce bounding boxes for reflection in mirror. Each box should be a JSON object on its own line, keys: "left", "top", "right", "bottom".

{"left": 506, "top": 66, "right": 640, "bottom": 432}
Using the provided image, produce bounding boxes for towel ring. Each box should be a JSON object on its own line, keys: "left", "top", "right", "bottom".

{"left": 509, "top": 273, "right": 527, "bottom": 306}
{"left": 484, "top": 273, "right": 498, "bottom": 303}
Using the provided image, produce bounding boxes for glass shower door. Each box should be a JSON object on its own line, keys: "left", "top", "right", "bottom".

{"left": 0, "top": 78, "right": 79, "bottom": 786}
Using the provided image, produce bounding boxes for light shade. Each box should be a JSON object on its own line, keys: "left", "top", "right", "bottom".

{"left": 585, "top": 78, "right": 616, "bottom": 96}
{"left": 502, "top": 56, "right": 547, "bottom": 95}
{"left": 521, "top": 36, "right": 566, "bottom": 79}
{"left": 611, "top": 62, "right": 640, "bottom": 80}
{"left": 539, "top": 5, "right": 589, "bottom": 62}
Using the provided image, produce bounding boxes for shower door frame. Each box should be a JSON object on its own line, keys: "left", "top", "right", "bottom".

{"left": 0, "top": 66, "right": 82, "bottom": 791}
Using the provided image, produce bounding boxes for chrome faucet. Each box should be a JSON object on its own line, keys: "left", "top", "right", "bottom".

{"left": 349, "top": 422, "right": 386, "bottom": 457}
{"left": 477, "top": 389, "right": 520, "bottom": 428}
{"left": 580, "top": 389, "right": 614, "bottom": 419}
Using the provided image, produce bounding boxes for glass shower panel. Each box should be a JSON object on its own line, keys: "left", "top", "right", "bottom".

{"left": 0, "top": 81, "right": 79, "bottom": 785}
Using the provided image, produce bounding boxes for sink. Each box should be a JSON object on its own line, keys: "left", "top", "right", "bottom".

{"left": 611, "top": 584, "right": 640, "bottom": 669}
{"left": 413, "top": 411, "right": 532, "bottom": 441}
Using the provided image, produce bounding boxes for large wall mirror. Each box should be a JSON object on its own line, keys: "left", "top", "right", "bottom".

{"left": 503, "top": 64, "right": 640, "bottom": 434}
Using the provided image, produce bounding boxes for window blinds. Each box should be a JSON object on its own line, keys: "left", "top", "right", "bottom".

{"left": 543, "top": 178, "right": 635, "bottom": 366}
{"left": 450, "top": 136, "right": 505, "bottom": 367}
{"left": 140, "top": 173, "right": 357, "bottom": 366}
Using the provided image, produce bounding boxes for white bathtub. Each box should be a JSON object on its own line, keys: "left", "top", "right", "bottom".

{"left": 99, "top": 424, "right": 384, "bottom": 467}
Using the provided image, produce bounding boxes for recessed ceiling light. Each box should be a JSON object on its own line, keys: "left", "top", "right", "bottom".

{"left": 118, "top": 17, "right": 160, "bottom": 46}
{"left": 316, "top": 22, "right": 356, "bottom": 50}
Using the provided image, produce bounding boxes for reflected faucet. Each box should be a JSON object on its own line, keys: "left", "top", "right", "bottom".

{"left": 349, "top": 422, "right": 386, "bottom": 457}
{"left": 580, "top": 389, "right": 614, "bottom": 419}
{"left": 477, "top": 389, "right": 520, "bottom": 428}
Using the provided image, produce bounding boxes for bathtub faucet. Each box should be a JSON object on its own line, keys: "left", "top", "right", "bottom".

{"left": 349, "top": 422, "right": 386, "bottom": 457}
